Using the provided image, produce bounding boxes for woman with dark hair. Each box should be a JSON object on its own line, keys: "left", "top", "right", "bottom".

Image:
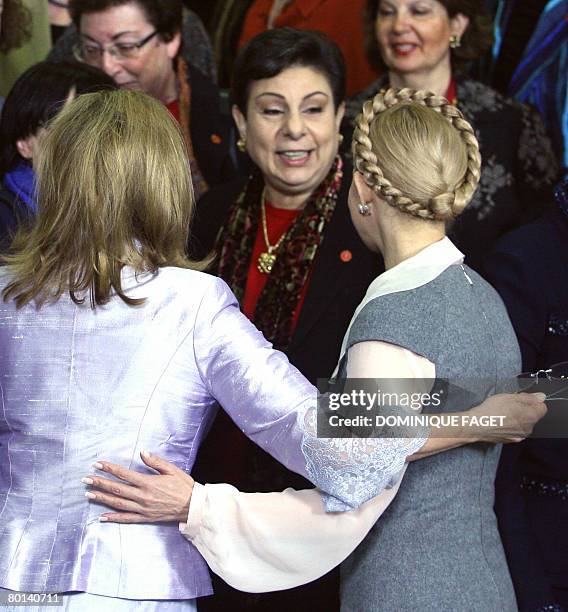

{"left": 187, "top": 27, "right": 380, "bottom": 609}
{"left": 194, "top": 27, "right": 372, "bottom": 399}
{"left": 48, "top": 2, "right": 217, "bottom": 84}
{"left": 67, "top": 0, "right": 234, "bottom": 198}
{"left": 347, "top": 0, "right": 560, "bottom": 270}
{"left": 0, "top": 60, "right": 116, "bottom": 249}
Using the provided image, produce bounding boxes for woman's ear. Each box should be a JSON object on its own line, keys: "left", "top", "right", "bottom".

{"left": 450, "top": 13, "right": 470, "bottom": 39}
{"left": 16, "top": 136, "right": 36, "bottom": 161}
{"left": 353, "top": 170, "right": 375, "bottom": 204}
{"left": 231, "top": 105, "right": 247, "bottom": 142}
{"left": 166, "top": 31, "right": 182, "bottom": 59}
{"left": 335, "top": 102, "right": 346, "bottom": 131}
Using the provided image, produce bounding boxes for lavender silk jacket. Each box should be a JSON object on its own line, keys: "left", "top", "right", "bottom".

{"left": 0, "top": 267, "right": 404, "bottom": 600}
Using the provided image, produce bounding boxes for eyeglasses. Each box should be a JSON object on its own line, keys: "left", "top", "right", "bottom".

{"left": 518, "top": 361, "right": 568, "bottom": 401}
{"left": 74, "top": 31, "right": 158, "bottom": 64}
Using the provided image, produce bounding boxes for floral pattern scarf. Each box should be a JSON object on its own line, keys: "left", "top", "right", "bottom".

{"left": 216, "top": 156, "right": 343, "bottom": 350}
{"left": 177, "top": 58, "right": 209, "bottom": 200}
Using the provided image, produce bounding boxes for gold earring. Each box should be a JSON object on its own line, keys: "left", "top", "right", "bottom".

{"left": 449, "top": 34, "right": 461, "bottom": 49}
{"left": 237, "top": 137, "right": 246, "bottom": 152}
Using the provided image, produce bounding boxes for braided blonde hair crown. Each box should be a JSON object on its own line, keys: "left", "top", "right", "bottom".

{"left": 352, "top": 88, "right": 481, "bottom": 221}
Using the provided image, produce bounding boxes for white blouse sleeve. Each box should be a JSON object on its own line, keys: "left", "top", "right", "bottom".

{"left": 179, "top": 342, "right": 435, "bottom": 592}
{"left": 180, "top": 480, "right": 402, "bottom": 593}
{"left": 346, "top": 340, "right": 436, "bottom": 380}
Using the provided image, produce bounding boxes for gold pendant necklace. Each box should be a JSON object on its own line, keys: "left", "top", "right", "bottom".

{"left": 257, "top": 190, "right": 287, "bottom": 274}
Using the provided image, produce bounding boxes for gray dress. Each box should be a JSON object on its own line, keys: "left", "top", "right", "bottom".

{"left": 340, "top": 264, "right": 520, "bottom": 612}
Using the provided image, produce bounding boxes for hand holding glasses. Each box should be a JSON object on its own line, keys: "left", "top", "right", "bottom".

{"left": 515, "top": 362, "right": 568, "bottom": 438}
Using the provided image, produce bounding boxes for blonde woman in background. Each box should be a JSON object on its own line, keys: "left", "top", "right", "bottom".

{"left": 88, "top": 89, "right": 543, "bottom": 611}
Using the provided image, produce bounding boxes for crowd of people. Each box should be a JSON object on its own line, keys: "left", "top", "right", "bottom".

{"left": 0, "top": 1, "right": 566, "bottom": 611}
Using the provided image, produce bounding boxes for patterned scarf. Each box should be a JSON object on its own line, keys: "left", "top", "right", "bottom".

{"left": 216, "top": 156, "right": 343, "bottom": 349}
{"left": 177, "top": 58, "right": 209, "bottom": 200}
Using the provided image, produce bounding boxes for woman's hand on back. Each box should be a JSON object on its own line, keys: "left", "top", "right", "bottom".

{"left": 83, "top": 450, "right": 194, "bottom": 524}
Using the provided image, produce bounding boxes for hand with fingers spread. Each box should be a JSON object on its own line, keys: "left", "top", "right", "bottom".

{"left": 83, "top": 450, "right": 194, "bottom": 524}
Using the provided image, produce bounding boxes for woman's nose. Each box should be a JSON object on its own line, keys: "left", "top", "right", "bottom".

{"left": 284, "top": 111, "right": 306, "bottom": 138}
{"left": 100, "top": 51, "right": 122, "bottom": 78}
{"left": 391, "top": 11, "right": 411, "bottom": 33}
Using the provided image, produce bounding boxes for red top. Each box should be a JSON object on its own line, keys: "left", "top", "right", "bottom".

{"left": 446, "top": 78, "right": 458, "bottom": 105}
{"left": 166, "top": 99, "right": 180, "bottom": 123}
{"left": 239, "top": 0, "right": 379, "bottom": 96}
{"left": 243, "top": 202, "right": 310, "bottom": 334}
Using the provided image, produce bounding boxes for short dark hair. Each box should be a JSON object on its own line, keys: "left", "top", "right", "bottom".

{"left": 0, "top": 0, "right": 32, "bottom": 53}
{"left": 364, "top": 0, "right": 494, "bottom": 71}
{"left": 0, "top": 61, "right": 117, "bottom": 177}
{"left": 231, "top": 28, "right": 346, "bottom": 114}
{"left": 69, "top": 0, "right": 183, "bottom": 42}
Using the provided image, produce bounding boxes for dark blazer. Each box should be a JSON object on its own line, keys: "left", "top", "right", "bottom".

{"left": 188, "top": 162, "right": 382, "bottom": 384}
{"left": 483, "top": 209, "right": 568, "bottom": 611}
{"left": 190, "top": 163, "right": 382, "bottom": 612}
{"left": 186, "top": 63, "right": 236, "bottom": 188}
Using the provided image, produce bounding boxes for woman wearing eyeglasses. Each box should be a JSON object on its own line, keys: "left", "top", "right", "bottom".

{"left": 68, "top": 0, "right": 235, "bottom": 199}
{"left": 485, "top": 177, "right": 568, "bottom": 612}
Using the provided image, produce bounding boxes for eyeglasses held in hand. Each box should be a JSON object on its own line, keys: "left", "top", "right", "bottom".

{"left": 518, "top": 361, "right": 568, "bottom": 401}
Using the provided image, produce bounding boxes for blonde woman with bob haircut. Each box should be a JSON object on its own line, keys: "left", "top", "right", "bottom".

{"left": 63, "top": 89, "right": 545, "bottom": 609}
{"left": 3, "top": 88, "right": 202, "bottom": 308}
{"left": 0, "top": 88, "right": 435, "bottom": 609}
